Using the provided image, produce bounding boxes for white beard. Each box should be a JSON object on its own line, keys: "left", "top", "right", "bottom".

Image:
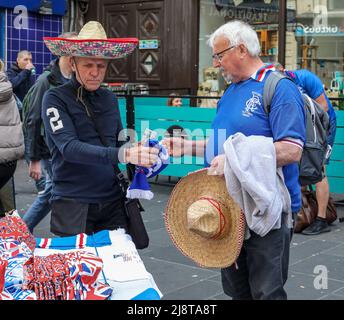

{"left": 220, "top": 67, "right": 233, "bottom": 84}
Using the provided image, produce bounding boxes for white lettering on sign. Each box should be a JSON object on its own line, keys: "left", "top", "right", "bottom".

{"left": 303, "top": 25, "right": 339, "bottom": 34}
{"left": 47, "top": 107, "right": 64, "bottom": 132}
{"left": 313, "top": 5, "right": 328, "bottom": 29}
{"left": 313, "top": 265, "right": 328, "bottom": 290}
{"left": 13, "top": 5, "right": 28, "bottom": 30}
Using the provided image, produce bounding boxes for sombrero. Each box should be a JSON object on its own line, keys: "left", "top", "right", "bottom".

{"left": 165, "top": 169, "right": 245, "bottom": 268}
{"left": 43, "top": 21, "right": 138, "bottom": 59}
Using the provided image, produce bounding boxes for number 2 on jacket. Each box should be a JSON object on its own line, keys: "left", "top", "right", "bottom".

{"left": 47, "top": 107, "right": 64, "bottom": 132}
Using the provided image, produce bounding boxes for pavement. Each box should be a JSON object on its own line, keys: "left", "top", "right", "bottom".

{"left": 12, "top": 159, "right": 344, "bottom": 300}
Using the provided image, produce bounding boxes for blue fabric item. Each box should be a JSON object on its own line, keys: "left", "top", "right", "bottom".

{"left": 285, "top": 69, "right": 336, "bottom": 123}
{"left": 205, "top": 65, "right": 306, "bottom": 213}
{"left": 126, "top": 139, "right": 169, "bottom": 200}
{"left": 35, "top": 230, "right": 111, "bottom": 249}
{"left": 131, "top": 288, "right": 161, "bottom": 300}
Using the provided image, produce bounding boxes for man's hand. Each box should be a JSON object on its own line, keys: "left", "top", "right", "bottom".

{"left": 208, "top": 154, "right": 225, "bottom": 176}
{"left": 25, "top": 62, "right": 35, "bottom": 70}
{"left": 125, "top": 145, "right": 159, "bottom": 168}
{"left": 162, "top": 137, "right": 185, "bottom": 157}
{"left": 29, "top": 160, "right": 41, "bottom": 181}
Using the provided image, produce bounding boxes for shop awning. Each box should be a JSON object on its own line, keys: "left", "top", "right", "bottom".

{"left": 0, "top": 0, "right": 67, "bottom": 16}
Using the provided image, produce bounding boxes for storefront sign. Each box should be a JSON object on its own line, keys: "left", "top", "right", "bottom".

{"left": 296, "top": 5, "right": 344, "bottom": 36}
{"left": 295, "top": 25, "right": 344, "bottom": 36}
{"left": 209, "top": 5, "right": 295, "bottom": 25}
{"left": 139, "top": 39, "right": 159, "bottom": 50}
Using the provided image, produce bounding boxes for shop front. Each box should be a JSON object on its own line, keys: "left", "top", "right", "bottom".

{"left": 85, "top": 0, "right": 344, "bottom": 107}
{"left": 198, "top": 0, "right": 344, "bottom": 108}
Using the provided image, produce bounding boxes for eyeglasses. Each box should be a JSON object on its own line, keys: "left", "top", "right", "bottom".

{"left": 212, "top": 45, "right": 236, "bottom": 62}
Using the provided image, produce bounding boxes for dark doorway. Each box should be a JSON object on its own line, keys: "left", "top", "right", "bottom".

{"left": 96, "top": 0, "right": 163, "bottom": 89}
{"left": 86, "top": 0, "right": 199, "bottom": 94}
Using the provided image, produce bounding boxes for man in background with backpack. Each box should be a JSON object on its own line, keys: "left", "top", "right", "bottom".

{"left": 275, "top": 64, "right": 336, "bottom": 235}
{"left": 22, "top": 32, "right": 76, "bottom": 233}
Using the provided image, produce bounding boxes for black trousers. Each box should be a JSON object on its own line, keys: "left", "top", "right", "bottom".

{"left": 221, "top": 214, "right": 292, "bottom": 300}
{"left": 51, "top": 197, "right": 128, "bottom": 237}
{"left": 0, "top": 161, "right": 17, "bottom": 190}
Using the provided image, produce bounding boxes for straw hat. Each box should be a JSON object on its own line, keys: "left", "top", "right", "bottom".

{"left": 43, "top": 21, "right": 138, "bottom": 59}
{"left": 165, "top": 169, "right": 245, "bottom": 268}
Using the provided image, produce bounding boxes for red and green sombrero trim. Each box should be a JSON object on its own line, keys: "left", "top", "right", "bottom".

{"left": 43, "top": 37, "right": 139, "bottom": 59}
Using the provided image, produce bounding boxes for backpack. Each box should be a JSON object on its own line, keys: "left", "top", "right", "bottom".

{"left": 21, "top": 84, "right": 36, "bottom": 134}
{"left": 22, "top": 70, "right": 51, "bottom": 134}
{"left": 263, "top": 71, "right": 330, "bottom": 186}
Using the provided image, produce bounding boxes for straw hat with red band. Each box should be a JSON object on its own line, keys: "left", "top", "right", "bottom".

{"left": 44, "top": 21, "right": 138, "bottom": 59}
{"left": 165, "top": 168, "right": 245, "bottom": 268}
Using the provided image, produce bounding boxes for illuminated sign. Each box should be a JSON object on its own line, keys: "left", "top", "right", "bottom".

{"left": 295, "top": 25, "right": 344, "bottom": 36}
{"left": 139, "top": 40, "right": 159, "bottom": 50}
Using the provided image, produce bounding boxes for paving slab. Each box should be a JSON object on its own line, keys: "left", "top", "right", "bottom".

{"left": 290, "top": 238, "right": 343, "bottom": 265}
{"left": 162, "top": 279, "right": 224, "bottom": 300}
{"left": 290, "top": 253, "right": 344, "bottom": 282}
{"left": 144, "top": 245, "right": 202, "bottom": 267}
{"left": 285, "top": 272, "right": 344, "bottom": 300}
{"left": 141, "top": 256, "right": 218, "bottom": 297}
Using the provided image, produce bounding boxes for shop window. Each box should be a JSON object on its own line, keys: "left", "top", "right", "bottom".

{"left": 327, "top": 0, "right": 344, "bottom": 11}
{"left": 198, "top": 0, "right": 282, "bottom": 107}
{"left": 290, "top": 0, "right": 344, "bottom": 108}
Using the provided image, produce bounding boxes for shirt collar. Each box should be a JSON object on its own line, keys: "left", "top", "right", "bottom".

{"left": 250, "top": 63, "right": 275, "bottom": 82}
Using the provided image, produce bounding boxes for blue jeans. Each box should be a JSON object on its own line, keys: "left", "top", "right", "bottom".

{"left": 23, "top": 159, "right": 52, "bottom": 232}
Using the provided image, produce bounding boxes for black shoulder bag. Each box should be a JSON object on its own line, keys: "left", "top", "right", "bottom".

{"left": 76, "top": 91, "right": 149, "bottom": 249}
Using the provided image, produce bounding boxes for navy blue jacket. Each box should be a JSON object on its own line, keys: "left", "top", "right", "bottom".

{"left": 6, "top": 63, "right": 35, "bottom": 101}
{"left": 42, "top": 75, "right": 127, "bottom": 203}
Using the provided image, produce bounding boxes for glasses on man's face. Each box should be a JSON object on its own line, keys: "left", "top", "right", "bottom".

{"left": 212, "top": 45, "right": 236, "bottom": 63}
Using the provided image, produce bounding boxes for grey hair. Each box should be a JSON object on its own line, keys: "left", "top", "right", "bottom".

{"left": 0, "top": 59, "right": 4, "bottom": 72}
{"left": 17, "top": 50, "right": 32, "bottom": 59}
{"left": 207, "top": 20, "right": 261, "bottom": 57}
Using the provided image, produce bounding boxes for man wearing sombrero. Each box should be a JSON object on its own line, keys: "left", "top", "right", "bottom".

{"left": 41, "top": 21, "right": 159, "bottom": 236}
{"left": 164, "top": 20, "right": 306, "bottom": 300}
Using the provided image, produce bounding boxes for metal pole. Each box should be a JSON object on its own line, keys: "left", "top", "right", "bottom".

{"left": 126, "top": 91, "right": 135, "bottom": 132}
{"left": 278, "top": 0, "right": 287, "bottom": 66}
{"left": 125, "top": 91, "right": 136, "bottom": 180}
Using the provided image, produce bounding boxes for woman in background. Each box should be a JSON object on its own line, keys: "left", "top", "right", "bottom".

{"left": 0, "top": 59, "right": 24, "bottom": 190}
{"left": 167, "top": 93, "right": 182, "bottom": 107}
